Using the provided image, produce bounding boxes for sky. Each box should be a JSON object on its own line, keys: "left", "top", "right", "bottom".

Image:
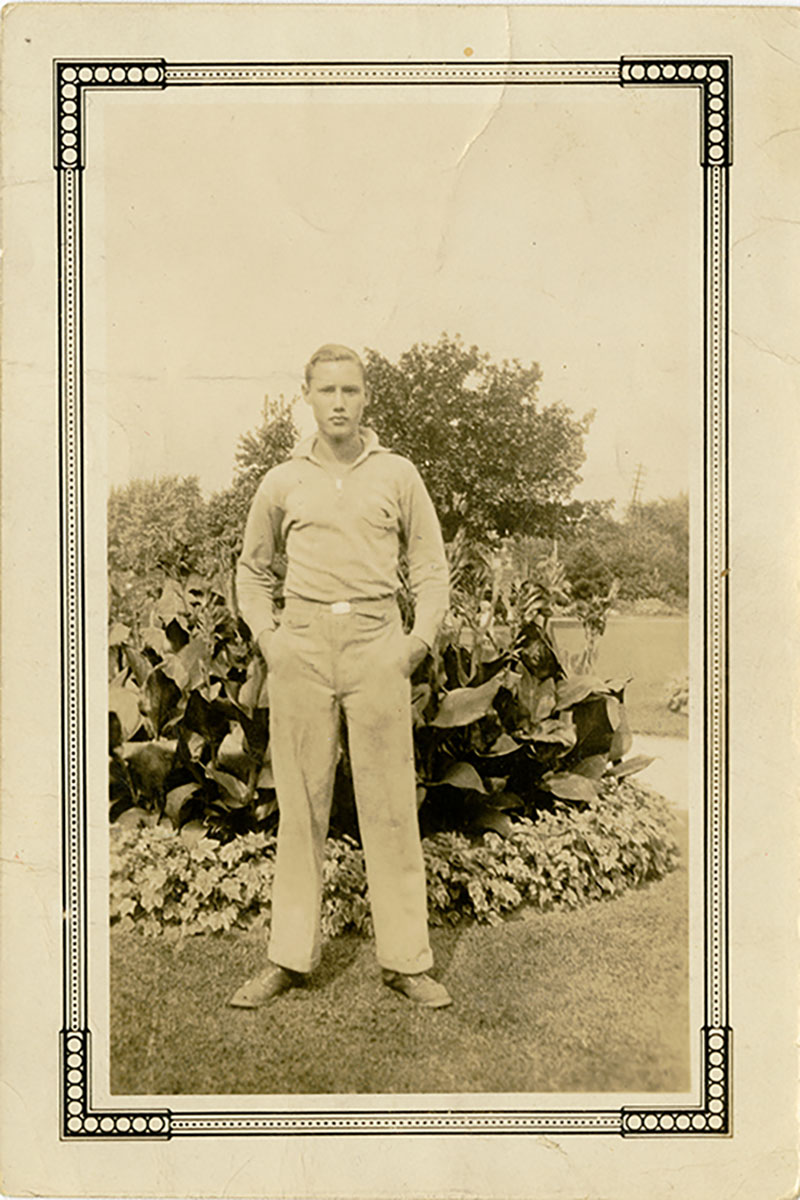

{"left": 86, "top": 81, "right": 701, "bottom": 511}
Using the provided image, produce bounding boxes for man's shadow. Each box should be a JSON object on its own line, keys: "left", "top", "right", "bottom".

{"left": 312, "top": 921, "right": 465, "bottom": 990}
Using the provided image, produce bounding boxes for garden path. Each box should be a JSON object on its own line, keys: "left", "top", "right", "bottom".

{"left": 633, "top": 733, "right": 689, "bottom": 810}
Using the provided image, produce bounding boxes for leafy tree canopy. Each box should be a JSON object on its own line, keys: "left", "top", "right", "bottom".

{"left": 203, "top": 394, "right": 298, "bottom": 575}
{"left": 363, "top": 333, "right": 592, "bottom": 540}
{"left": 563, "top": 493, "right": 689, "bottom": 605}
{"left": 108, "top": 475, "right": 207, "bottom": 578}
{"left": 632, "top": 493, "right": 689, "bottom": 558}
{"left": 233, "top": 393, "right": 298, "bottom": 494}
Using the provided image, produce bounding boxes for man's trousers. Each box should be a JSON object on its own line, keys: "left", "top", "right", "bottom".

{"left": 265, "top": 597, "right": 434, "bottom": 975}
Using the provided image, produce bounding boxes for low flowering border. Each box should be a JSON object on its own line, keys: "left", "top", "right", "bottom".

{"left": 110, "top": 778, "right": 679, "bottom": 939}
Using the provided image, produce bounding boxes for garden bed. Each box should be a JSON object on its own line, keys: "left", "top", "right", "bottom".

{"left": 111, "top": 777, "right": 680, "bottom": 940}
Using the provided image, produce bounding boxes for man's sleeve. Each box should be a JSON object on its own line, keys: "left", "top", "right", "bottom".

{"left": 401, "top": 466, "right": 450, "bottom": 648}
{"left": 235, "top": 473, "right": 284, "bottom": 641}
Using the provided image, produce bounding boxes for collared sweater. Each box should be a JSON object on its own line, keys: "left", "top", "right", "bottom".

{"left": 236, "top": 429, "right": 450, "bottom": 648}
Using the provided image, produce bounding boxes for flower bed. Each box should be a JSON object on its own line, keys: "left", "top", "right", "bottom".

{"left": 110, "top": 777, "right": 679, "bottom": 939}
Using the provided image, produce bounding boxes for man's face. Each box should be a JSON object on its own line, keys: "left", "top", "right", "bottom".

{"left": 303, "top": 359, "right": 367, "bottom": 442}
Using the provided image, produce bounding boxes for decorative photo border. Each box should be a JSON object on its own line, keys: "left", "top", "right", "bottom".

{"left": 56, "top": 55, "right": 731, "bottom": 1139}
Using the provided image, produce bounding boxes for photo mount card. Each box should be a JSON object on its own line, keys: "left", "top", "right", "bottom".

{"left": 1, "top": 5, "right": 798, "bottom": 1198}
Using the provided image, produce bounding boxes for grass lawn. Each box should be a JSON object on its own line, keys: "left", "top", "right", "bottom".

{"left": 553, "top": 615, "right": 689, "bottom": 737}
{"left": 110, "top": 811, "right": 689, "bottom": 1097}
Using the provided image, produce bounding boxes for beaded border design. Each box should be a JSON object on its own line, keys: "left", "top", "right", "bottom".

{"left": 56, "top": 56, "right": 731, "bottom": 1139}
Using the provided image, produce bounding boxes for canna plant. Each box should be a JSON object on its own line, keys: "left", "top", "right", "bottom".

{"left": 406, "top": 538, "right": 652, "bottom": 837}
{"left": 108, "top": 575, "right": 277, "bottom": 840}
{"left": 109, "top": 538, "right": 652, "bottom": 844}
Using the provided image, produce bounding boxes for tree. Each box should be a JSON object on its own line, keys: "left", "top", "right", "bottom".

{"left": 636, "top": 494, "right": 689, "bottom": 563}
{"left": 232, "top": 393, "right": 299, "bottom": 497}
{"left": 363, "top": 334, "right": 592, "bottom": 540}
{"left": 562, "top": 493, "right": 689, "bottom": 607}
{"left": 107, "top": 475, "right": 208, "bottom": 625}
{"left": 108, "top": 475, "right": 207, "bottom": 578}
{"left": 202, "top": 394, "right": 299, "bottom": 587}
{"left": 631, "top": 493, "right": 689, "bottom": 602}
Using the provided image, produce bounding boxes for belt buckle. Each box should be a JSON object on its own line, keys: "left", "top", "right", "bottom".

{"left": 331, "top": 601, "right": 351, "bottom": 615}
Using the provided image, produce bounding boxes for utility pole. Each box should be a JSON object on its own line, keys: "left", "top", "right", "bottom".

{"left": 629, "top": 462, "right": 646, "bottom": 516}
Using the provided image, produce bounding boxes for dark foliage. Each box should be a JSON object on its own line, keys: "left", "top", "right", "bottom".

{"left": 363, "top": 334, "right": 592, "bottom": 540}
{"left": 109, "top": 538, "right": 654, "bottom": 845}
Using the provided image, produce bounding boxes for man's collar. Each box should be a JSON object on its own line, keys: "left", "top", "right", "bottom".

{"left": 290, "top": 427, "right": 387, "bottom": 465}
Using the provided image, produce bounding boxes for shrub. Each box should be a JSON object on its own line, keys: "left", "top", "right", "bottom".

{"left": 108, "top": 477, "right": 209, "bottom": 627}
{"left": 108, "top": 576, "right": 276, "bottom": 841}
{"left": 110, "top": 824, "right": 276, "bottom": 938}
{"left": 109, "top": 533, "right": 660, "bottom": 843}
{"left": 665, "top": 674, "right": 689, "bottom": 715}
{"left": 407, "top": 539, "right": 654, "bottom": 839}
{"left": 561, "top": 496, "right": 689, "bottom": 611}
{"left": 110, "top": 777, "right": 680, "bottom": 938}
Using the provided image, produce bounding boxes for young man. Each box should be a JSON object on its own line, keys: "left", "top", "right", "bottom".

{"left": 230, "top": 343, "right": 452, "bottom": 1009}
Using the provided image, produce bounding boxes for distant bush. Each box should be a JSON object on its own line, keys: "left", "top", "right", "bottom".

{"left": 665, "top": 675, "right": 689, "bottom": 715}
{"left": 560, "top": 495, "right": 689, "bottom": 611}
{"left": 110, "top": 777, "right": 679, "bottom": 938}
{"left": 627, "top": 597, "right": 679, "bottom": 616}
{"left": 108, "top": 476, "right": 209, "bottom": 627}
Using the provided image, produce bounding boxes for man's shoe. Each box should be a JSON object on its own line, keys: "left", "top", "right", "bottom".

{"left": 228, "top": 963, "right": 306, "bottom": 1009}
{"left": 382, "top": 970, "right": 452, "bottom": 1008}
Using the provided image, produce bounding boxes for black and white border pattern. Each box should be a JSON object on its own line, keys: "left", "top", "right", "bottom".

{"left": 56, "top": 56, "right": 731, "bottom": 1139}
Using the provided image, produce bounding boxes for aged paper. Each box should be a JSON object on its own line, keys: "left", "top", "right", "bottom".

{"left": 1, "top": 4, "right": 798, "bottom": 1197}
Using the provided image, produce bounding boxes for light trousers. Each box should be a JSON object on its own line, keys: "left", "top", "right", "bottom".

{"left": 265, "top": 597, "right": 434, "bottom": 975}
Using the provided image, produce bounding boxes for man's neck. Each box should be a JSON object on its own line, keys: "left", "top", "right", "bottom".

{"left": 313, "top": 429, "right": 365, "bottom": 468}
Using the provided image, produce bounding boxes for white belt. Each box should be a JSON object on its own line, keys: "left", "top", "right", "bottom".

{"left": 284, "top": 597, "right": 394, "bottom": 615}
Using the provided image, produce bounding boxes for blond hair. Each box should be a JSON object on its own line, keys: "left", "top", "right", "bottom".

{"left": 303, "top": 343, "right": 366, "bottom": 387}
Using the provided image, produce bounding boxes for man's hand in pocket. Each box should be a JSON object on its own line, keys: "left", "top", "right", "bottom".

{"left": 258, "top": 628, "right": 276, "bottom": 664}
{"left": 401, "top": 634, "right": 428, "bottom": 677}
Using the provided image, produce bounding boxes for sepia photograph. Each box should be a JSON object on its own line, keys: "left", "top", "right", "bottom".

{"left": 97, "top": 63, "right": 698, "bottom": 1099}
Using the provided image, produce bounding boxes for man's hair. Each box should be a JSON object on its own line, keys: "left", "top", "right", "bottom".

{"left": 303, "top": 343, "right": 366, "bottom": 387}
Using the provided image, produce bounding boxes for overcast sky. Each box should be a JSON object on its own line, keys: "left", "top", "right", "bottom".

{"left": 87, "top": 81, "right": 701, "bottom": 511}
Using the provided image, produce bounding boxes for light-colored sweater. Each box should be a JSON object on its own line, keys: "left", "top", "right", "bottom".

{"left": 236, "top": 429, "right": 449, "bottom": 648}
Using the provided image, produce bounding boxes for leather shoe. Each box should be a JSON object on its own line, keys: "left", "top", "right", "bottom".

{"left": 382, "top": 970, "right": 452, "bottom": 1008}
{"left": 228, "top": 963, "right": 306, "bottom": 1009}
